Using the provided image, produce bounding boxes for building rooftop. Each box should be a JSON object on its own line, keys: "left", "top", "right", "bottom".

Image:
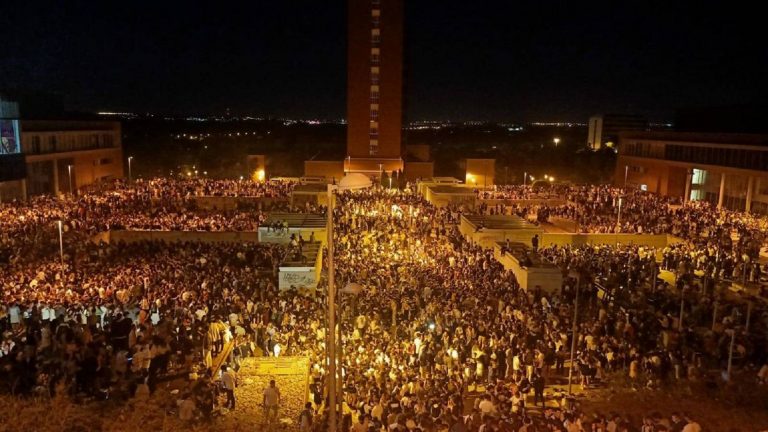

{"left": 427, "top": 185, "right": 474, "bottom": 194}
{"left": 619, "top": 131, "right": 768, "bottom": 147}
{"left": 462, "top": 214, "right": 539, "bottom": 230}
{"left": 293, "top": 183, "right": 328, "bottom": 193}
{"left": 497, "top": 241, "right": 557, "bottom": 269}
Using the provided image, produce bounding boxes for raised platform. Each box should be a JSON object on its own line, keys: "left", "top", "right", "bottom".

{"left": 258, "top": 213, "right": 327, "bottom": 244}
{"left": 424, "top": 184, "right": 476, "bottom": 208}
{"left": 459, "top": 214, "right": 544, "bottom": 249}
{"left": 228, "top": 356, "right": 309, "bottom": 428}
{"left": 278, "top": 241, "right": 323, "bottom": 290}
{"left": 494, "top": 241, "right": 563, "bottom": 293}
{"left": 291, "top": 183, "right": 329, "bottom": 207}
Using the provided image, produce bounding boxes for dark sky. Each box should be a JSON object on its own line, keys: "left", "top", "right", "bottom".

{"left": 1, "top": 0, "right": 765, "bottom": 122}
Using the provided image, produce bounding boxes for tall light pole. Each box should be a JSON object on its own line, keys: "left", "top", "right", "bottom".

{"left": 128, "top": 156, "right": 134, "bottom": 183}
{"left": 67, "top": 164, "right": 74, "bottom": 195}
{"left": 57, "top": 220, "right": 64, "bottom": 265}
{"left": 324, "top": 179, "right": 371, "bottom": 432}
{"left": 326, "top": 184, "right": 337, "bottom": 432}
{"left": 523, "top": 172, "right": 527, "bottom": 187}
{"left": 624, "top": 165, "right": 629, "bottom": 188}
{"left": 616, "top": 196, "right": 623, "bottom": 229}
{"left": 567, "top": 273, "right": 580, "bottom": 395}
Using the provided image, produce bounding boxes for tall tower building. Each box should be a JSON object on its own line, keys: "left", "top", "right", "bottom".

{"left": 345, "top": 0, "right": 404, "bottom": 174}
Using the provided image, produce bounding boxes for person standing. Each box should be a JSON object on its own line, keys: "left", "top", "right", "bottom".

{"left": 221, "top": 364, "right": 237, "bottom": 410}
{"left": 298, "top": 402, "right": 314, "bottom": 432}
{"left": 263, "top": 379, "right": 281, "bottom": 425}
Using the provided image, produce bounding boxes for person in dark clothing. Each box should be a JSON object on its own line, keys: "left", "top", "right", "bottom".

{"left": 532, "top": 373, "right": 545, "bottom": 407}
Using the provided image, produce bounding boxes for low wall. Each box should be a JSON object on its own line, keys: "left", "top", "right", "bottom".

{"left": 540, "top": 233, "right": 674, "bottom": 249}
{"left": 192, "top": 196, "right": 288, "bottom": 211}
{"left": 479, "top": 198, "right": 567, "bottom": 207}
{"left": 95, "top": 230, "right": 262, "bottom": 244}
{"left": 459, "top": 218, "right": 544, "bottom": 249}
{"left": 258, "top": 227, "right": 327, "bottom": 245}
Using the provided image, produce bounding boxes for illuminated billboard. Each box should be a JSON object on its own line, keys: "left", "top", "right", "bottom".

{"left": 0, "top": 119, "right": 20, "bottom": 155}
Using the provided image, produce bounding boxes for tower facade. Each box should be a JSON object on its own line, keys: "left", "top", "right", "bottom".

{"left": 346, "top": 0, "right": 404, "bottom": 174}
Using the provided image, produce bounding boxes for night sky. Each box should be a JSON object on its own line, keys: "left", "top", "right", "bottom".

{"left": 1, "top": 0, "right": 765, "bottom": 122}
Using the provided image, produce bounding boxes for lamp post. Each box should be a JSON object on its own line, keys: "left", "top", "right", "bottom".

{"left": 553, "top": 137, "right": 560, "bottom": 147}
{"left": 624, "top": 165, "right": 629, "bottom": 188}
{"left": 616, "top": 196, "right": 623, "bottom": 229}
{"left": 57, "top": 220, "right": 64, "bottom": 265}
{"left": 67, "top": 164, "right": 74, "bottom": 195}
{"left": 523, "top": 172, "right": 527, "bottom": 187}
{"left": 127, "top": 156, "right": 134, "bottom": 183}
{"left": 567, "top": 273, "right": 580, "bottom": 395}
{"left": 338, "top": 282, "right": 364, "bottom": 418}
{"left": 325, "top": 179, "right": 371, "bottom": 432}
{"left": 326, "top": 184, "right": 338, "bottom": 432}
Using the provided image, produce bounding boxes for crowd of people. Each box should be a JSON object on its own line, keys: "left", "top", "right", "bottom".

{"left": 0, "top": 178, "right": 314, "bottom": 265}
{"left": 1, "top": 180, "right": 766, "bottom": 430}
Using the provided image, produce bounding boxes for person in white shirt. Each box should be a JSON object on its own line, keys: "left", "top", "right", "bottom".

{"left": 263, "top": 379, "right": 281, "bottom": 424}
{"left": 221, "top": 365, "right": 237, "bottom": 409}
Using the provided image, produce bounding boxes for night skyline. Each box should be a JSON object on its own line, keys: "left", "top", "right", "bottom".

{"left": 1, "top": 0, "right": 765, "bottom": 122}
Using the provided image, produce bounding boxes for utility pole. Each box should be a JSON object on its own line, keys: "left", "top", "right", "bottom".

{"left": 57, "top": 220, "right": 64, "bottom": 265}
{"left": 326, "top": 185, "right": 337, "bottom": 432}
{"left": 567, "top": 274, "right": 580, "bottom": 395}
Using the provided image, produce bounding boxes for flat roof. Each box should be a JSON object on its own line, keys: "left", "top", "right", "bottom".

{"left": 293, "top": 183, "right": 328, "bottom": 193}
{"left": 462, "top": 214, "right": 539, "bottom": 230}
{"left": 497, "top": 241, "right": 557, "bottom": 269}
{"left": 264, "top": 213, "right": 326, "bottom": 229}
{"left": 619, "top": 131, "right": 768, "bottom": 146}
{"left": 427, "top": 185, "right": 474, "bottom": 194}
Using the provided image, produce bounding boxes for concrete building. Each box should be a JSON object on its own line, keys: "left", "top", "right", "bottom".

{"left": 588, "top": 114, "right": 647, "bottom": 150}
{"left": 463, "top": 158, "right": 495, "bottom": 188}
{"left": 0, "top": 120, "right": 123, "bottom": 201}
{"left": 346, "top": 0, "right": 404, "bottom": 174}
{"left": 617, "top": 131, "right": 768, "bottom": 214}
{"left": 304, "top": 0, "right": 433, "bottom": 182}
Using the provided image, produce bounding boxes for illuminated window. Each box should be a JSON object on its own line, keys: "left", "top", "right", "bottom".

{"left": 370, "top": 110, "right": 379, "bottom": 121}
{"left": 691, "top": 168, "right": 707, "bottom": 185}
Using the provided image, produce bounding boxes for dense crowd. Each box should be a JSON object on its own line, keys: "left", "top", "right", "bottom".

{"left": 0, "top": 178, "right": 312, "bottom": 264}
{"left": 1, "top": 181, "right": 766, "bottom": 431}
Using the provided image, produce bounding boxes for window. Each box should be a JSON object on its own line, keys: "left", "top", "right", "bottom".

{"left": 691, "top": 168, "right": 707, "bottom": 185}
{"left": 370, "top": 110, "right": 379, "bottom": 121}
{"left": 30, "top": 136, "right": 41, "bottom": 154}
{"left": 370, "top": 92, "right": 380, "bottom": 103}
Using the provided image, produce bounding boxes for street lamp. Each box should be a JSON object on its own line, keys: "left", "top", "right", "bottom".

{"left": 624, "top": 165, "right": 629, "bottom": 188}
{"left": 326, "top": 177, "right": 372, "bottom": 432}
{"left": 616, "top": 196, "right": 623, "bottom": 229}
{"left": 567, "top": 273, "right": 581, "bottom": 394}
{"left": 127, "top": 156, "right": 134, "bottom": 183}
{"left": 553, "top": 137, "right": 560, "bottom": 146}
{"left": 389, "top": 176, "right": 392, "bottom": 189}
{"left": 523, "top": 172, "right": 527, "bottom": 187}
{"left": 57, "top": 220, "right": 64, "bottom": 265}
{"left": 67, "top": 164, "right": 74, "bottom": 196}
